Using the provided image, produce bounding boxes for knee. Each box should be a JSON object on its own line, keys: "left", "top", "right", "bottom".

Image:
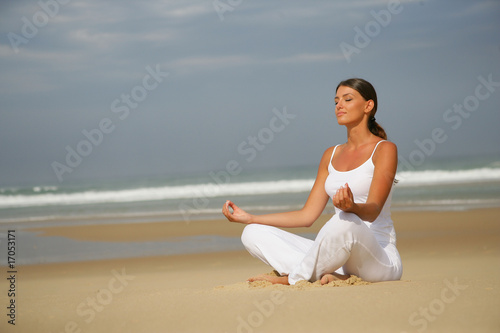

{"left": 318, "top": 212, "right": 362, "bottom": 242}
{"left": 325, "top": 212, "right": 361, "bottom": 232}
{"left": 338, "top": 211, "right": 362, "bottom": 225}
{"left": 241, "top": 224, "right": 265, "bottom": 249}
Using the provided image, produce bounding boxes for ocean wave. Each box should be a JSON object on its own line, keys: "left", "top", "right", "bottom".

{"left": 0, "top": 167, "right": 499, "bottom": 209}
{"left": 396, "top": 167, "right": 500, "bottom": 186}
{"left": 0, "top": 179, "right": 314, "bottom": 208}
{"left": 392, "top": 198, "right": 500, "bottom": 211}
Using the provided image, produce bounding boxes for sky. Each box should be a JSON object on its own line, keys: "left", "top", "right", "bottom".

{"left": 1, "top": 0, "right": 499, "bottom": 186}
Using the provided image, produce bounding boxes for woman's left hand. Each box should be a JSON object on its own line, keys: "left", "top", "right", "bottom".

{"left": 332, "top": 183, "right": 355, "bottom": 212}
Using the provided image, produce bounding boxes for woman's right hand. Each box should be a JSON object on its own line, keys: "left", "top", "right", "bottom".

{"left": 222, "top": 200, "right": 253, "bottom": 224}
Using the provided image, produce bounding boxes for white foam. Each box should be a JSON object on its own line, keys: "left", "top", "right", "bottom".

{"left": 396, "top": 167, "right": 500, "bottom": 186}
{"left": 0, "top": 179, "right": 314, "bottom": 208}
{"left": 0, "top": 167, "right": 499, "bottom": 209}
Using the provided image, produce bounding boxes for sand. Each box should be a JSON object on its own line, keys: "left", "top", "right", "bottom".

{"left": 1, "top": 208, "right": 499, "bottom": 332}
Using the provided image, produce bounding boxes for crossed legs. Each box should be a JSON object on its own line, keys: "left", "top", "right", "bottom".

{"left": 241, "top": 212, "right": 401, "bottom": 285}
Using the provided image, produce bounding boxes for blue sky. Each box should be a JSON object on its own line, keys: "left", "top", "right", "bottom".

{"left": 1, "top": 0, "right": 499, "bottom": 186}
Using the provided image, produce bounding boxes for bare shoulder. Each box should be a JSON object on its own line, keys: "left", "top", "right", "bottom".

{"left": 321, "top": 146, "right": 336, "bottom": 161}
{"left": 378, "top": 140, "right": 397, "bottom": 152}
{"left": 373, "top": 140, "right": 397, "bottom": 163}
{"left": 317, "top": 146, "right": 336, "bottom": 170}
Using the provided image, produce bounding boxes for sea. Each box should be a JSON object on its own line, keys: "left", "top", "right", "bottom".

{"left": 0, "top": 153, "right": 499, "bottom": 265}
{"left": 1, "top": 153, "right": 500, "bottom": 227}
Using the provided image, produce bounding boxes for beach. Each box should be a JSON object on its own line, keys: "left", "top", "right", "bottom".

{"left": 0, "top": 208, "right": 498, "bottom": 333}
{"left": 1, "top": 0, "right": 499, "bottom": 332}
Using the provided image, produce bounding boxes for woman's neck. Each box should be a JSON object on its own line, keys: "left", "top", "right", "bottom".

{"left": 345, "top": 123, "right": 375, "bottom": 147}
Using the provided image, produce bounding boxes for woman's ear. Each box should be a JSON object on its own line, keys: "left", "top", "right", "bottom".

{"left": 364, "top": 99, "right": 374, "bottom": 113}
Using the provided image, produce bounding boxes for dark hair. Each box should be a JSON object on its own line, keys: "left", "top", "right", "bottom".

{"left": 336, "top": 78, "right": 387, "bottom": 140}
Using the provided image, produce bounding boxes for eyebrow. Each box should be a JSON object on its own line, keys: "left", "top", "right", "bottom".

{"left": 334, "top": 93, "right": 354, "bottom": 100}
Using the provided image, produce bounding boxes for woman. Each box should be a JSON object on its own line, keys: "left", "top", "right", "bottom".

{"left": 222, "top": 78, "right": 402, "bottom": 285}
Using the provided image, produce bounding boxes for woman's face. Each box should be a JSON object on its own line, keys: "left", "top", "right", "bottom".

{"left": 334, "top": 85, "right": 373, "bottom": 126}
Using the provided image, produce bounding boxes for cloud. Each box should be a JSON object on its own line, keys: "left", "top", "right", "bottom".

{"left": 166, "top": 51, "right": 345, "bottom": 76}
{"left": 65, "top": 28, "right": 176, "bottom": 51}
{"left": 391, "top": 40, "right": 437, "bottom": 51}
{"left": 168, "top": 55, "right": 257, "bottom": 75}
{"left": 156, "top": 3, "right": 213, "bottom": 19}
{"left": 0, "top": 0, "right": 499, "bottom": 186}
{"left": 274, "top": 52, "right": 346, "bottom": 64}
{"left": 0, "top": 71, "right": 58, "bottom": 95}
{"left": 447, "top": 0, "right": 500, "bottom": 19}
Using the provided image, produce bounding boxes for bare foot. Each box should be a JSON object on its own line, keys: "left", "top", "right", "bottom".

{"left": 248, "top": 274, "right": 289, "bottom": 285}
{"left": 320, "top": 273, "right": 350, "bottom": 285}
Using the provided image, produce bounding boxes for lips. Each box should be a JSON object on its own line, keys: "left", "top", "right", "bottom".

{"left": 336, "top": 112, "right": 346, "bottom": 117}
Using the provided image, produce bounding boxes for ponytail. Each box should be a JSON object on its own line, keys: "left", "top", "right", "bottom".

{"left": 368, "top": 116, "right": 387, "bottom": 140}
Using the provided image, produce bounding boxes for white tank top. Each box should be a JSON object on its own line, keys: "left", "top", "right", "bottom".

{"left": 324, "top": 140, "right": 397, "bottom": 245}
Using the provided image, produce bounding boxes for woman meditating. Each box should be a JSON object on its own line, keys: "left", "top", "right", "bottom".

{"left": 222, "top": 78, "right": 403, "bottom": 285}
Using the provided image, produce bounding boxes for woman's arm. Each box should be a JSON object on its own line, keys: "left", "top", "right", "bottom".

{"left": 333, "top": 141, "right": 397, "bottom": 222}
{"left": 222, "top": 148, "right": 333, "bottom": 228}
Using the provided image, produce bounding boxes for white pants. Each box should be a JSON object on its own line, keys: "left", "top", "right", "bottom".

{"left": 241, "top": 211, "right": 403, "bottom": 285}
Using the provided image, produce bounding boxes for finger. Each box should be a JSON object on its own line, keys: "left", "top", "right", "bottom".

{"left": 222, "top": 201, "right": 229, "bottom": 213}
{"left": 334, "top": 188, "right": 340, "bottom": 201}
{"left": 337, "top": 186, "right": 345, "bottom": 202}
{"left": 228, "top": 200, "right": 237, "bottom": 211}
{"left": 334, "top": 197, "right": 343, "bottom": 209}
{"left": 223, "top": 201, "right": 234, "bottom": 218}
{"left": 345, "top": 184, "right": 353, "bottom": 196}
{"left": 332, "top": 192, "right": 340, "bottom": 205}
{"left": 222, "top": 207, "right": 230, "bottom": 219}
{"left": 226, "top": 201, "right": 237, "bottom": 214}
{"left": 342, "top": 186, "right": 350, "bottom": 200}
{"left": 345, "top": 185, "right": 354, "bottom": 203}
